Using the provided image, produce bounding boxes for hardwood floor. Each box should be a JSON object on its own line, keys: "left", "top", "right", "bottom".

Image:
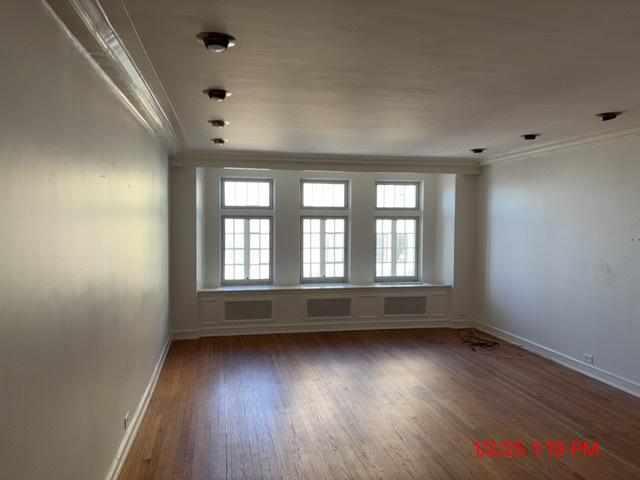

{"left": 119, "top": 329, "right": 640, "bottom": 480}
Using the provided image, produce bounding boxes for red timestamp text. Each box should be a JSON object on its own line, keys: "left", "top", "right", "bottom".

{"left": 473, "top": 441, "right": 600, "bottom": 459}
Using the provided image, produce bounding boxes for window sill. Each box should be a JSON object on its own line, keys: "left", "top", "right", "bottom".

{"left": 199, "top": 282, "right": 450, "bottom": 295}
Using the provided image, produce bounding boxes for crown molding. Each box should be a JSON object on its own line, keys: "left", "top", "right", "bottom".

{"left": 483, "top": 120, "right": 640, "bottom": 167}
{"left": 43, "top": 0, "right": 186, "bottom": 153}
{"left": 170, "top": 150, "right": 481, "bottom": 174}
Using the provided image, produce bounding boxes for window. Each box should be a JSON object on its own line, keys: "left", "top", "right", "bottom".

{"left": 301, "top": 180, "right": 348, "bottom": 208}
{"left": 375, "top": 218, "right": 418, "bottom": 280}
{"left": 222, "top": 179, "right": 272, "bottom": 208}
{"left": 222, "top": 217, "right": 272, "bottom": 284}
{"left": 376, "top": 182, "right": 419, "bottom": 209}
{"left": 301, "top": 217, "right": 347, "bottom": 282}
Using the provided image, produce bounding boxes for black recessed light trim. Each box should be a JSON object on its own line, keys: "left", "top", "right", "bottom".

{"left": 203, "top": 88, "right": 231, "bottom": 101}
{"left": 471, "top": 148, "right": 486, "bottom": 154}
{"left": 211, "top": 138, "right": 228, "bottom": 145}
{"left": 196, "top": 32, "right": 236, "bottom": 52}
{"left": 209, "top": 119, "right": 229, "bottom": 128}
{"left": 522, "top": 133, "right": 540, "bottom": 141}
{"left": 596, "top": 111, "right": 622, "bottom": 121}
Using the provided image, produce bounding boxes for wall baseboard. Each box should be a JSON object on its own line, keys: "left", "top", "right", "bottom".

{"left": 474, "top": 322, "right": 640, "bottom": 400}
{"left": 105, "top": 335, "right": 172, "bottom": 480}
{"left": 173, "top": 318, "right": 462, "bottom": 339}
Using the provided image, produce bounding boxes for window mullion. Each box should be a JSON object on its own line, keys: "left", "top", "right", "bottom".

{"left": 391, "top": 219, "right": 397, "bottom": 277}
{"left": 244, "top": 219, "right": 250, "bottom": 280}
{"left": 319, "top": 219, "right": 326, "bottom": 278}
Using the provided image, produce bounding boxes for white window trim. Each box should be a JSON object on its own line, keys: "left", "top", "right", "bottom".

{"left": 375, "top": 181, "right": 421, "bottom": 211}
{"left": 221, "top": 177, "right": 274, "bottom": 209}
{"left": 300, "top": 179, "right": 349, "bottom": 210}
{"left": 374, "top": 216, "right": 420, "bottom": 282}
{"left": 300, "top": 216, "right": 349, "bottom": 284}
{"left": 221, "top": 215, "right": 273, "bottom": 286}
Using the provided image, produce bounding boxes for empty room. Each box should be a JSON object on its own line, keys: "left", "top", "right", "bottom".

{"left": 2, "top": 0, "right": 640, "bottom": 479}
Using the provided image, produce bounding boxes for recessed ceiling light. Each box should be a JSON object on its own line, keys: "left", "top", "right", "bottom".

{"left": 595, "top": 111, "right": 622, "bottom": 121}
{"left": 209, "top": 119, "right": 229, "bottom": 128}
{"left": 522, "top": 133, "right": 540, "bottom": 140}
{"left": 212, "top": 138, "right": 228, "bottom": 145}
{"left": 470, "top": 148, "right": 485, "bottom": 154}
{"left": 203, "top": 88, "right": 231, "bottom": 101}
{"left": 196, "top": 32, "right": 237, "bottom": 52}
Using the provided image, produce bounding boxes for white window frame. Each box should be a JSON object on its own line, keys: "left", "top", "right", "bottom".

{"left": 221, "top": 215, "right": 273, "bottom": 285}
{"left": 375, "top": 181, "right": 420, "bottom": 210}
{"left": 300, "top": 216, "right": 349, "bottom": 283}
{"left": 374, "top": 216, "right": 420, "bottom": 282}
{"left": 221, "top": 177, "right": 274, "bottom": 209}
{"left": 300, "top": 179, "right": 349, "bottom": 209}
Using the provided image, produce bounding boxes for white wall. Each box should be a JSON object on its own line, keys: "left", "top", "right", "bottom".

{"left": 452, "top": 174, "right": 477, "bottom": 321}
{"left": 477, "top": 138, "right": 640, "bottom": 389}
{"left": 0, "top": 2, "right": 169, "bottom": 479}
{"left": 434, "top": 174, "right": 455, "bottom": 285}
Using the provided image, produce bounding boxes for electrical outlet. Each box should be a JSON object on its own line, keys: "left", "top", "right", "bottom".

{"left": 124, "top": 411, "right": 130, "bottom": 430}
{"left": 583, "top": 354, "right": 594, "bottom": 365}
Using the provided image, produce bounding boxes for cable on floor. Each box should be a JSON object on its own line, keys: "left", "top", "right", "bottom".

{"left": 459, "top": 328, "right": 499, "bottom": 351}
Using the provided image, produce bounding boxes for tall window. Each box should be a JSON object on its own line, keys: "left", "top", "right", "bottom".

{"left": 222, "top": 217, "right": 272, "bottom": 284}
{"left": 301, "top": 217, "right": 347, "bottom": 282}
{"left": 375, "top": 218, "right": 418, "bottom": 280}
{"left": 301, "top": 180, "right": 348, "bottom": 208}
{"left": 222, "top": 178, "right": 272, "bottom": 208}
{"left": 375, "top": 182, "right": 420, "bottom": 281}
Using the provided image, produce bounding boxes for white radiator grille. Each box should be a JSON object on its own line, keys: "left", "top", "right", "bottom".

{"left": 383, "top": 296, "right": 427, "bottom": 316}
{"left": 225, "top": 300, "right": 273, "bottom": 321}
{"left": 306, "top": 298, "right": 351, "bottom": 318}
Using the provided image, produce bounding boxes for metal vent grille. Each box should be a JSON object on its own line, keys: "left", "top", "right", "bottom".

{"left": 306, "top": 298, "right": 351, "bottom": 318}
{"left": 383, "top": 296, "right": 427, "bottom": 315}
{"left": 225, "top": 300, "right": 273, "bottom": 321}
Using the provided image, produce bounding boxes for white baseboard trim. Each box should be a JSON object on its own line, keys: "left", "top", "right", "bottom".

{"left": 105, "top": 335, "right": 172, "bottom": 480}
{"left": 474, "top": 322, "right": 640, "bottom": 399}
{"left": 173, "top": 318, "right": 462, "bottom": 339}
{"left": 172, "top": 328, "right": 201, "bottom": 340}
{"left": 449, "top": 319, "right": 475, "bottom": 329}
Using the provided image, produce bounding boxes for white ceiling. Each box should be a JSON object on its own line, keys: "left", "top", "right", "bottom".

{"left": 112, "top": 0, "right": 640, "bottom": 159}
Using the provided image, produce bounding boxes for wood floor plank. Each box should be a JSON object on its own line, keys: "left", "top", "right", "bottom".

{"left": 118, "top": 329, "right": 640, "bottom": 480}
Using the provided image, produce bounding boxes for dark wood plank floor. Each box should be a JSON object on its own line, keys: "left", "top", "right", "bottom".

{"left": 119, "top": 329, "right": 640, "bottom": 480}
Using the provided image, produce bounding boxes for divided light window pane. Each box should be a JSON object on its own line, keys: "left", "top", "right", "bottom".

{"left": 223, "top": 180, "right": 271, "bottom": 208}
{"left": 223, "top": 217, "right": 271, "bottom": 283}
{"left": 375, "top": 218, "right": 417, "bottom": 279}
{"left": 376, "top": 183, "right": 418, "bottom": 209}
{"left": 302, "top": 217, "right": 346, "bottom": 280}
{"left": 302, "top": 181, "right": 347, "bottom": 208}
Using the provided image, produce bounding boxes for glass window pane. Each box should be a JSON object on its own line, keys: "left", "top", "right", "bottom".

{"left": 375, "top": 218, "right": 418, "bottom": 279}
{"left": 302, "top": 181, "right": 347, "bottom": 208}
{"left": 223, "top": 180, "right": 271, "bottom": 207}
{"left": 260, "top": 265, "right": 269, "bottom": 279}
{"left": 223, "top": 217, "right": 271, "bottom": 283}
{"left": 376, "top": 183, "right": 418, "bottom": 209}
{"left": 302, "top": 217, "right": 346, "bottom": 280}
{"left": 234, "top": 265, "right": 244, "bottom": 279}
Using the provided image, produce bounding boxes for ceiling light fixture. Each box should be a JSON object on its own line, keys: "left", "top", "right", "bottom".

{"left": 522, "top": 133, "right": 540, "bottom": 140}
{"left": 209, "top": 119, "right": 229, "bottom": 128}
{"left": 203, "top": 88, "right": 231, "bottom": 101}
{"left": 596, "top": 111, "right": 621, "bottom": 121}
{"left": 212, "top": 138, "right": 228, "bottom": 145}
{"left": 196, "top": 32, "right": 237, "bottom": 52}
{"left": 470, "top": 148, "right": 485, "bottom": 154}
